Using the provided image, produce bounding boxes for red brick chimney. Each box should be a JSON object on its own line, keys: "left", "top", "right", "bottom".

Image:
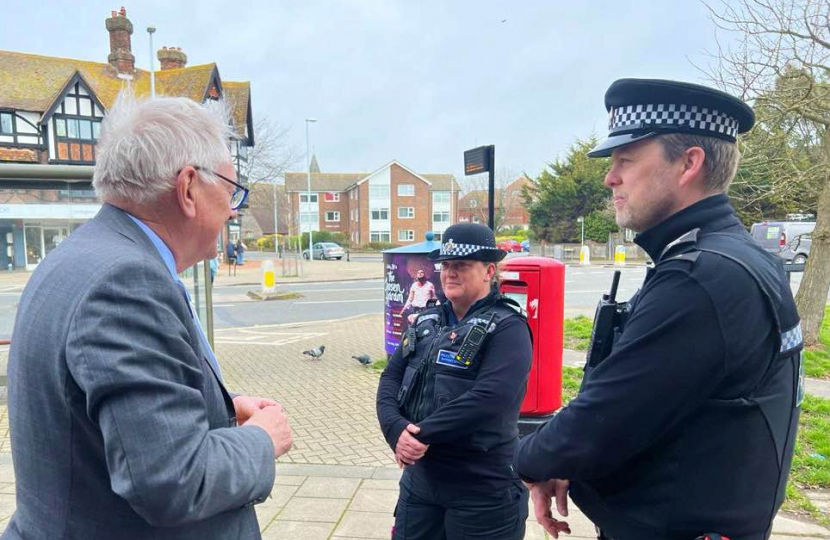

{"left": 105, "top": 7, "right": 135, "bottom": 75}
{"left": 157, "top": 46, "right": 188, "bottom": 70}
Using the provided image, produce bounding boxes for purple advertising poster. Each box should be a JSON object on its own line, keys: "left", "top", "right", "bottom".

{"left": 384, "top": 253, "right": 444, "bottom": 356}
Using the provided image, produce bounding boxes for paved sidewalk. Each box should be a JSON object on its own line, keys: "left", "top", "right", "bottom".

{"left": 0, "top": 315, "right": 827, "bottom": 537}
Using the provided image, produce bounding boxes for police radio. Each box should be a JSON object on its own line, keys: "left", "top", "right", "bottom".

{"left": 455, "top": 313, "right": 496, "bottom": 366}
{"left": 586, "top": 271, "right": 630, "bottom": 368}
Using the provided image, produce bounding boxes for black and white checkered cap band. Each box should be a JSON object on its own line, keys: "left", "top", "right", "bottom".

{"left": 440, "top": 241, "right": 500, "bottom": 257}
{"left": 609, "top": 103, "right": 740, "bottom": 139}
{"left": 780, "top": 324, "right": 803, "bottom": 353}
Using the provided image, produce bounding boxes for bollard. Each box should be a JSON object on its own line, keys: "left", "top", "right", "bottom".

{"left": 614, "top": 245, "right": 626, "bottom": 266}
{"left": 579, "top": 245, "right": 591, "bottom": 266}
{"left": 262, "top": 260, "right": 276, "bottom": 293}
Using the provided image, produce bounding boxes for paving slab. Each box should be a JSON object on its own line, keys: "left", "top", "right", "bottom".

{"left": 276, "top": 497, "right": 349, "bottom": 523}
{"left": 295, "top": 477, "right": 361, "bottom": 499}
{"left": 360, "top": 479, "right": 399, "bottom": 491}
{"left": 348, "top": 488, "right": 399, "bottom": 513}
{"left": 333, "top": 510, "right": 394, "bottom": 539}
{"left": 273, "top": 475, "right": 307, "bottom": 486}
{"left": 261, "top": 520, "right": 336, "bottom": 540}
{"left": 773, "top": 515, "right": 830, "bottom": 536}
{"left": 267, "top": 483, "right": 300, "bottom": 507}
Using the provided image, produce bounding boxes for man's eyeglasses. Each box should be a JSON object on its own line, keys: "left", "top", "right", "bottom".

{"left": 193, "top": 166, "right": 249, "bottom": 210}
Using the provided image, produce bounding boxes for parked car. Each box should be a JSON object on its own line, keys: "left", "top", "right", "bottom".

{"left": 497, "top": 239, "right": 523, "bottom": 253}
{"left": 750, "top": 220, "right": 814, "bottom": 264}
{"left": 303, "top": 242, "right": 345, "bottom": 260}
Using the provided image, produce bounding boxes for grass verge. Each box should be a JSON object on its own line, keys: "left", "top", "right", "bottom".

{"left": 804, "top": 306, "right": 830, "bottom": 380}
{"left": 784, "top": 394, "right": 830, "bottom": 525}
{"left": 563, "top": 316, "right": 593, "bottom": 351}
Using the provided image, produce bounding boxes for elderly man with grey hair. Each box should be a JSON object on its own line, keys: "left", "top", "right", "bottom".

{"left": 4, "top": 95, "right": 291, "bottom": 540}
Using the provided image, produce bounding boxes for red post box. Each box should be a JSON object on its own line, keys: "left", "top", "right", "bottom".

{"left": 500, "top": 257, "right": 565, "bottom": 435}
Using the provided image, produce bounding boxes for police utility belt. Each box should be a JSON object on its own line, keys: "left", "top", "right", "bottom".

{"left": 396, "top": 296, "right": 525, "bottom": 423}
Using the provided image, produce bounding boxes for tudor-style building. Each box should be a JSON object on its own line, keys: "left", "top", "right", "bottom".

{"left": 284, "top": 159, "right": 460, "bottom": 246}
{"left": 0, "top": 7, "right": 254, "bottom": 270}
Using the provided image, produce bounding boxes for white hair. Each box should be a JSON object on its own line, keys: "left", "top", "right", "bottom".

{"left": 93, "top": 93, "right": 234, "bottom": 204}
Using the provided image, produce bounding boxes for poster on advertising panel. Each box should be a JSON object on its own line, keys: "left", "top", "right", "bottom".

{"left": 383, "top": 252, "right": 444, "bottom": 356}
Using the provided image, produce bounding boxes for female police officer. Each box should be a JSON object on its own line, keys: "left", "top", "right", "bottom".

{"left": 376, "top": 223, "right": 544, "bottom": 540}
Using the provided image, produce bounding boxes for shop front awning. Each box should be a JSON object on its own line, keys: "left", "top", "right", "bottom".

{"left": 0, "top": 163, "right": 94, "bottom": 190}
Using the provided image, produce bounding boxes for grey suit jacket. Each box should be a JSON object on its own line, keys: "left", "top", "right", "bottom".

{"left": 4, "top": 204, "right": 275, "bottom": 539}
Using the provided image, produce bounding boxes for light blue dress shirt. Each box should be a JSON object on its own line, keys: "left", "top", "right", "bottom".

{"left": 126, "top": 214, "right": 223, "bottom": 380}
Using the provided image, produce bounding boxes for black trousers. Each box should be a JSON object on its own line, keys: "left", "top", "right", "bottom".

{"left": 393, "top": 467, "right": 528, "bottom": 540}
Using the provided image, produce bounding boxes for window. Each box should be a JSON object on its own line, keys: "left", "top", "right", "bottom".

{"left": 300, "top": 213, "right": 318, "bottom": 224}
{"left": 300, "top": 193, "right": 318, "bottom": 203}
{"left": 470, "top": 200, "right": 478, "bottom": 208}
{"left": 398, "top": 184, "right": 414, "bottom": 196}
{"left": 369, "top": 185, "right": 390, "bottom": 199}
{"left": 349, "top": 189, "right": 358, "bottom": 200}
{"left": 325, "top": 211, "right": 340, "bottom": 222}
{"left": 371, "top": 208, "right": 389, "bottom": 220}
{"left": 433, "top": 232, "right": 442, "bottom": 241}
{"left": 472, "top": 216, "right": 481, "bottom": 224}
{"left": 433, "top": 192, "right": 450, "bottom": 204}
{"left": 459, "top": 217, "right": 470, "bottom": 222}
{"left": 370, "top": 231, "right": 391, "bottom": 243}
{"left": 398, "top": 230, "right": 414, "bottom": 241}
{"left": 398, "top": 207, "right": 414, "bottom": 218}
{"left": 433, "top": 211, "right": 450, "bottom": 223}
{"left": 0, "top": 112, "right": 13, "bottom": 134}
{"left": 324, "top": 192, "right": 341, "bottom": 202}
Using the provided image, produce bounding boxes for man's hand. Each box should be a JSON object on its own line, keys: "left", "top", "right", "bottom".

{"left": 245, "top": 405, "right": 292, "bottom": 458}
{"left": 233, "top": 395, "right": 278, "bottom": 425}
{"left": 395, "top": 424, "right": 429, "bottom": 467}
{"left": 525, "top": 479, "right": 571, "bottom": 538}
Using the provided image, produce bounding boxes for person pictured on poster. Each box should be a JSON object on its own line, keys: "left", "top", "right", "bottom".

{"left": 400, "top": 269, "right": 437, "bottom": 324}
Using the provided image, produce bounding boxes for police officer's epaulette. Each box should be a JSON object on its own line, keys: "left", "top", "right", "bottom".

{"left": 658, "top": 228, "right": 702, "bottom": 265}
{"left": 413, "top": 306, "right": 442, "bottom": 326}
{"left": 414, "top": 312, "right": 441, "bottom": 326}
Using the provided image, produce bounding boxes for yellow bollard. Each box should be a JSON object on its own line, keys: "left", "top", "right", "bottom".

{"left": 579, "top": 245, "right": 591, "bottom": 266}
{"left": 262, "top": 260, "right": 276, "bottom": 293}
{"left": 615, "top": 245, "right": 626, "bottom": 266}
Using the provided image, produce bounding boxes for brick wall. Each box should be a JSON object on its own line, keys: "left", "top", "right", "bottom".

{"left": 347, "top": 188, "right": 360, "bottom": 244}
{"left": 390, "top": 164, "right": 430, "bottom": 244}
{"left": 0, "top": 147, "right": 39, "bottom": 163}
{"left": 319, "top": 191, "right": 348, "bottom": 234}
{"left": 359, "top": 183, "right": 370, "bottom": 243}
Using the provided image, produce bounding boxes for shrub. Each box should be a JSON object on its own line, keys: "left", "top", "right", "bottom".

{"left": 365, "top": 241, "right": 400, "bottom": 251}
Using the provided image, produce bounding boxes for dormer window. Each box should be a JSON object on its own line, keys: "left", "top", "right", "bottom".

{"left": 0, "top": 112, "right": 13, "bottom": 135}
{"left": 49, "top": 80, "right": 104, "bottom": 164}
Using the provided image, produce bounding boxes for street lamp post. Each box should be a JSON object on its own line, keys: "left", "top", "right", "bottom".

{"left": 274, "top": 178, "right": 280, "bottom": 257}
{"left": 577, "top": 216, "right": 585, "bottom": 246}
{"left": 305, "top": 118, "right": 317, "bottom": 259}
{"left": 147, "top": 26, "right": 156, "bottom": 97}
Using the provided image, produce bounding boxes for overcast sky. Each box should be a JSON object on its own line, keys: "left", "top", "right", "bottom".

{"left": 2, "top": 0, "right": 739, "bottom": 185}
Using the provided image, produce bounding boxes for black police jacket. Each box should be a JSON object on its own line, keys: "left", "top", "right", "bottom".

{"left": 514, "top": 195, "right": 803, "bottom": 540}
{"left": 377, "top": 292, "right": 532, "bottom": 491}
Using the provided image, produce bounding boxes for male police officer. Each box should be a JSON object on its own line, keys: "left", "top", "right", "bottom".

{"left": 514, "top": 79, "right": 803, "bottom": 540}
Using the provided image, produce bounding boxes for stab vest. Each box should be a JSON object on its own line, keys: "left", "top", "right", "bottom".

{"left": 397, "top": 294, "right": 528, "bottom": 451}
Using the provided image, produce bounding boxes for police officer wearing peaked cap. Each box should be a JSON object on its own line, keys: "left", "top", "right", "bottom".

{"left": 376, "top": 223, "right": 547, "bottom": 540}
{"left": 514, "top": 79, "right": 803, "bottom": 540}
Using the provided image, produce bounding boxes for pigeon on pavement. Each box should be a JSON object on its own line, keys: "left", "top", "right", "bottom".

{"left": 352, "top": 354, "right": 372, "bottom": 365}
{"left": 303, "top": 345, "right": 326, "bottom": 359}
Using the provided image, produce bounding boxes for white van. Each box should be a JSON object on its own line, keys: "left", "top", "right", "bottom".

{"left": 750, "top": 221, "right": 814, "bottom": 264}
